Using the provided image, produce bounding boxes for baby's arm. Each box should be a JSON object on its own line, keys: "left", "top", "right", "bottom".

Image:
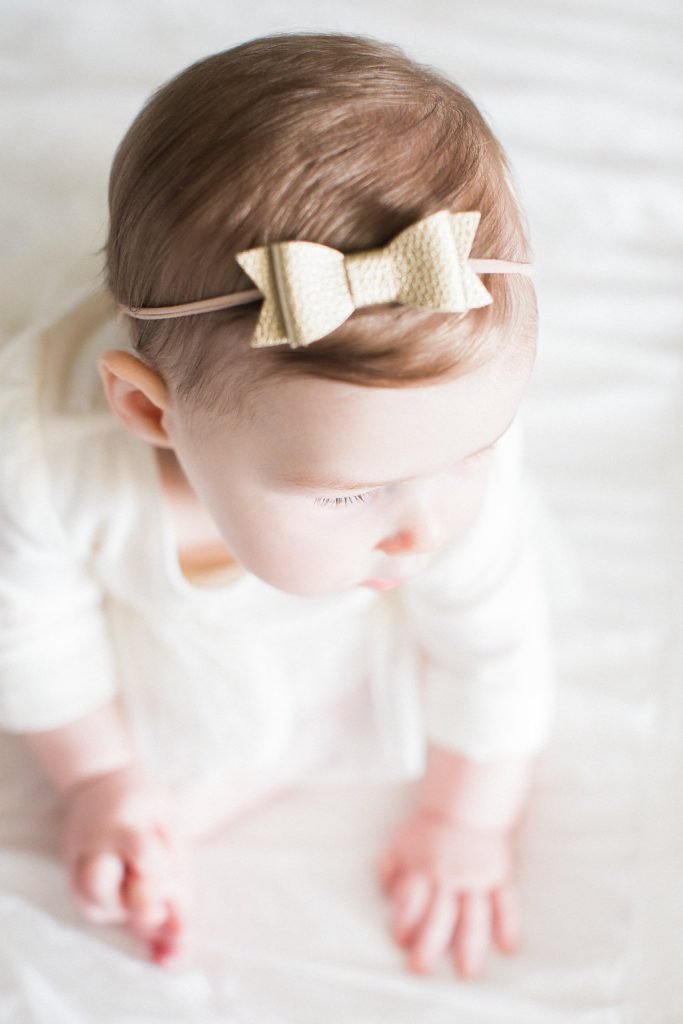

{"left": 0, "top": 346, "right": 192, "bottom": 964}
{"left": 22, "top": 697, "right": 134, "bottom": 793}
{"left": 20, "top": 699, "right": 193, "bottom": 965}
{"left": 380, "top": 423, "right": 555, "bottom": 977}
{"left": 377, "top": 745, "right": 533, "bottom": 977}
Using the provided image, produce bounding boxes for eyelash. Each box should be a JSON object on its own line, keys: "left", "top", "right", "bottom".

{"left": 313, "top": 491, "right": 376, "bottom": 509}
{"left": 311, "top": 446, "right": 494, "bottom": 510}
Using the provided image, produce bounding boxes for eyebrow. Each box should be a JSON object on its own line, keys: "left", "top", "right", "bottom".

{"left": 281, "top": 419, "right": 515, "bottom": 493}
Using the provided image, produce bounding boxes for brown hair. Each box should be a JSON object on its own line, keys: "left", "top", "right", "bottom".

{"left": 100, "top": 31, "right": 537, "bottom": 423}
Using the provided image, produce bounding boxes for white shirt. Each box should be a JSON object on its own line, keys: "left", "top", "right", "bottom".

{"left": 0, "top": 286, "right": 556, "bottom": 788}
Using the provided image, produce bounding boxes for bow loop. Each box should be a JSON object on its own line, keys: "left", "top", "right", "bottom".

{"left": 236, "top": 209, "right": 497, "bottom": 349}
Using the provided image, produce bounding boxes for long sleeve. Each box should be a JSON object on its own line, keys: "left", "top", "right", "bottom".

{"left": 0, "top": 326, "right": 119, "bottom": 732}
{"left": 397, "top": 419, "right": 556, "bottom": 761}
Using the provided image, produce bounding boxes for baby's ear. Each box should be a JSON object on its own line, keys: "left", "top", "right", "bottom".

{"left": 97, "top": 350, "right": 174, "bottom": 448}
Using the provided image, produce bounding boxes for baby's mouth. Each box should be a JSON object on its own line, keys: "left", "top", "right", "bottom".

{"left": 360, "top": 578, "right": 403, "bottom": 590}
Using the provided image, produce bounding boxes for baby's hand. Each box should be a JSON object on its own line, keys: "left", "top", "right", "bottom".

{"left": 376, "top": 809, "right": 519, "bottom": 978}
{"left": 60, "top": 763, "right": 194, "bottom": 966}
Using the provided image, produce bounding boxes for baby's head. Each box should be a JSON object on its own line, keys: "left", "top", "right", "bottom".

{"left": 98, "top": 32, "right": 537, "bottom": 597}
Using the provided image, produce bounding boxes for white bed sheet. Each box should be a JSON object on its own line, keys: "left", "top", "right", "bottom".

{"left": 1, "top": 1, "right": 682, "bottom": 1020}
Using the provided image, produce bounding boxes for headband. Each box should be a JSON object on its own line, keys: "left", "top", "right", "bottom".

{"left": 117, "top": 208, "right": 534, "bottom": 349}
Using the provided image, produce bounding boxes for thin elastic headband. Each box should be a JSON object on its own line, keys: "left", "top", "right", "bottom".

{"left": 118, "top": 210, "right": 535, "bottom": 349}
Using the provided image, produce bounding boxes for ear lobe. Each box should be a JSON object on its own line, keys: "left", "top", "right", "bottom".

{"left": 97, "top": 350, "right": 174, "bottom": 448}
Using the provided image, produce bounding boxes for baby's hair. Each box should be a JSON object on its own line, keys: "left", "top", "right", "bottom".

{"left": 100, "top": 31, "right": 536, "bottom": 424}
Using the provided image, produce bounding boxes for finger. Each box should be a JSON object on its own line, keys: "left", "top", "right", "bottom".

{"left": 452, "top": 891, "right": 492, "bottom": 980}
{"left": 121, "top": 838, "right": 194, "bottom": 952}
{"left": 71, "top": 852, "right": 127, "bottom": 924}
{"left": 125, "top": 880, "right": 186, "bottom": 960}
{"left": 491, "top": 882, "right": 521, "bottom": 954}
{"left": 119, "top": 830, "right": 175, "bottom": 923}
{"left": 408, "top": 883, "right": 458, "bottom": 975}
{"left": 390, "top": 870, "right": 431, "bottom": 946}
{"left": 126, "top": 866, "right": 194, "bottom": 939}
{"left": 119, "top": 828, "right": 171, "bottom": 878}
{"left": 148, "top": 901, "right": 188, "bottom": 967}
{"left": 376, "top": 846, "right": 399, "bottom": 892}
{"left": 123, "top": 876, "right": 169, "bottom": 930}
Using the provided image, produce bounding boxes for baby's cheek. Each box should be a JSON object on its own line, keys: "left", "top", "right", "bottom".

{"left": 444, "top": 466, "right": 492, "bottom": 538}
{"left": 244, "top": 522, "right": 357, "bottom": 595}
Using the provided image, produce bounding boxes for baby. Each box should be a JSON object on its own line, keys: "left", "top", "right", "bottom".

{"left": 0, "top": 32, "right": 555, "bottom": 979}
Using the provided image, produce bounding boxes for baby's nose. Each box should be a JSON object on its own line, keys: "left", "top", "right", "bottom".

{"left": 375, "top": 481, "right": 453, "bottom": 557}
{"left": 375, "top": 524, "right": 440, "bottom": 557}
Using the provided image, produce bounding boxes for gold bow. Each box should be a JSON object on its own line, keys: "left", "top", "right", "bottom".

{"left": 235, "top": 209, "right": 494, "bottom": 349}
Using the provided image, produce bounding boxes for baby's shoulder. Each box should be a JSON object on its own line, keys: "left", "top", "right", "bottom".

{"left": 0, "top": 286, "right": 129, "bottom": 541}
{"left": 0, "top": 320, "right": 53, "bottom": 534}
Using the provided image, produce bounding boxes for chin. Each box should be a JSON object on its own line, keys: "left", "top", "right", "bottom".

{"left": 253, "top": 566, "right": 385, "bottom": 599}
{"left": 259, "top": 575, "right": 339, "bottom": 598}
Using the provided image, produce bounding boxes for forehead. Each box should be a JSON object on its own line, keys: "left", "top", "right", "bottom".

{"left": 245, "top": 345, "right": 534, "bottom": 487}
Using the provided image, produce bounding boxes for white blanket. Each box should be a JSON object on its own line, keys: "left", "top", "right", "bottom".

{"left": 1, "top": 1, "right": 681, "bottom": 1020}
